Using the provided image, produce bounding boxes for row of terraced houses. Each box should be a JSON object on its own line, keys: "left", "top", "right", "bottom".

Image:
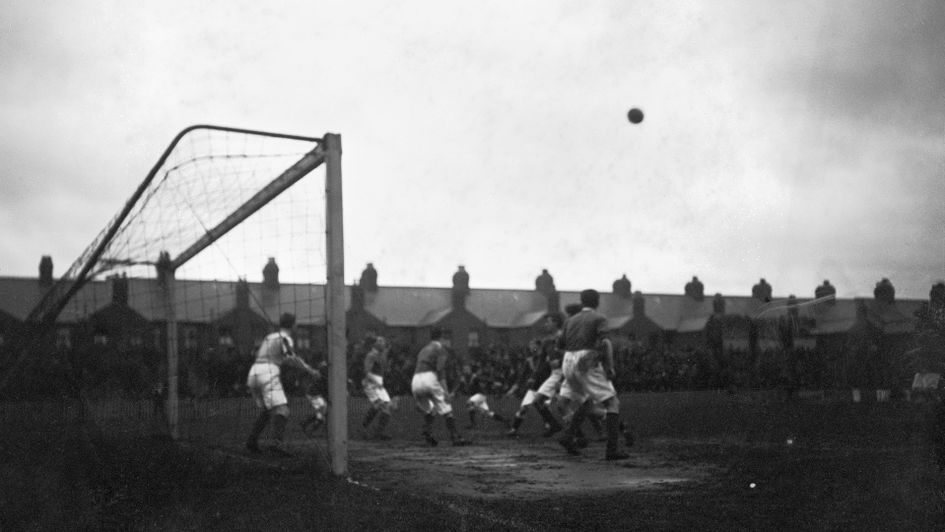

{"left": 1, "top": 257, "right": 940, "bottom": 370}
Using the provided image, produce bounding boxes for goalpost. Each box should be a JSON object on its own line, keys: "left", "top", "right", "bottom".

{"left": 17, "top": 125, "right": 349, "bottom": 476}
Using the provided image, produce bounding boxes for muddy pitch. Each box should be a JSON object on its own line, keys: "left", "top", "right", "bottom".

{"left": 348, "top": 437, "right": 717, "bottom": 499}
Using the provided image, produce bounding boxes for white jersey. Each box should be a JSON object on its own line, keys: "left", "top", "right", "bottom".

{"left": 254, "top": 329, "right": 294, "bottom": 365}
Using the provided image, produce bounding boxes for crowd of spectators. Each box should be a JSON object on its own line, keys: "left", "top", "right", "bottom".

{"left": 345, "top": 340, "right": 849, "bottom": 399}
{"left": 4, "top": 329, "right": 914, "bottom": 401}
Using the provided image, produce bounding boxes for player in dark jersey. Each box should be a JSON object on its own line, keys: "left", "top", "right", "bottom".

{"left": 507, "top": 313, "right": 568, "bottom": 437}
{"left": 558, "top": 289, "right": 630, "bottom": 460}
{"left": 464, "top": 365, "right": 509, "bottom": 430}
{"left": 360, "top": 336, "right": 393, "bottom": 440}
{"left": 411, "top": 326, "right": 469, "bottom": 446}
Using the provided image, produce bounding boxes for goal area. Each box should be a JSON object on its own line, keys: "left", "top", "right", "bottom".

{"left": 5, "top": 125, "right": 348, "bottom": 476}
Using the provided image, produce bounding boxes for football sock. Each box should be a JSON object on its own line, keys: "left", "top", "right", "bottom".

{"left": 376, "top": 412, "right": 390, "bottom": 434}
{"left": 535, "top": 403, "right": 561, "bottom": 431}
{"left": 272, "top": 413, "right": 288, "bottom": 443}
{"left": 511, "top": 415, "right": 524, "bottom": 431}
{"left": 605, "top": 413, "right": 621, "bottom": 454}
{"left": 247, "top": 410, "right": 270, "bottom": 445}
{"left": 362, "top": 408, "right": 378, "bottom": 428}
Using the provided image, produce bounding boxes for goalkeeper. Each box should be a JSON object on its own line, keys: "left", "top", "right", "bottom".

{"left": 245, "top": 313, "right": 320, "bottom": 455}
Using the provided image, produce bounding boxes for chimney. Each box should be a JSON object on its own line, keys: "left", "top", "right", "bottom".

{"left": 535, "top": 269, "right": 559, "bottom": 314}
{"left": 156, "top": 251, "right": 172, "bottom": 286}
{"left": 632, "top": 291, "right": 645, "bottom": 317}
{"left": 236, "top": 279, "right": 250, "bottom": 309}
{"left": 712, "top": 293, "right": 726, "bottom": 315}
{"left": 359, "top": 263, "right": 378, "bottom": 292}
{"left": 535, "top": 269, "right": 555, "bottom": 294}
{"left": 873, "top": 278, "right": 895, "bottom": 305}
{"left": 931, "top": 281, "right": 945, "bottom": 309}
{"left": 39, "top": 256, "right": 53, "bottom": 286}
{"left": 685, "top": 276, "right": 704, "bottom": 301}
{"left": 263, "top": 258, "right": 279, "bottom": 290}
{"left": 815, "top": 279, "right": 837, "bottom": 305}
{"left": 612, "top": 274, "right": 632, "bottom": 299}
{"left": 752, "top": 278, "right": 772, "bottom": 302}
{"left": 451, "top": 265, "right": 470, "bottom": 308}
{"left": 111, "top": 274, "right": 129, "bottom": 306}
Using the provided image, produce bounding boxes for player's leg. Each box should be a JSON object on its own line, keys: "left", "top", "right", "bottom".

{"left": 433, "top": 384, "right": 468, "bottom": 445}
{"left": 586, "top": 404, "right": 606, "bottom": 441}
{"left": 362, "top": 376, "right": 382, "bottom": 430}
{"left": 466, "top": 393, "right": 487, "bottom": 428}
{"left": 479, "top": 395, "right": 508, "bottom": 424}
{"left": 268, "top": 404, "right": 292, "bottom": 456}
{"left": 362, "top": 406, "right": 379, "bottom": 429}
{"left": 466, "top": 401, "right": 478, "bottom": 428}
{"left": 488, "top": 410, "right": 508, "bottom": 423}
{"left": 246, "top": 408, "right": 269, "bottom": 453}
{"left": 584, "top": 365, "right": 628, "bottom": 460}
{"left": 531, "top": 383, "right": 563, "bottom": 436}
{"left": 507, "top": 404, "right": 528, "bottom": 436}
{"left": 559, "top": 399, "right": 590, "bottom": 455}
{"left": 559, "top": 351, "right": 594, "bottom": 453}
{"left": 373, "top": 399, "right": 392, "bottom": 440}
{"left": 600, "top": 396, "right": 628, "bottom": 460}
{"left": 245, "top": 365, "right": 271, "bottom": 453}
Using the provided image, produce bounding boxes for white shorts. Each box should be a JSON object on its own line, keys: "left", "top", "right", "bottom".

{"left": 307, "top": 394, "right": 327, "bottom": 415}
{"left": 467, "top": 393, "right": 491, "bottom": 413}
{"left": 561, "top": 350, "right": 616, "bottom": 404}
{"left": 362, "top": 373, "right": 391, "bottom": 405}
{"left": 411, "top": 371, "right": 453, "bottom": 415}
{"left": 536, "top": 369, "right": 563, "bottom": 400}
{"left": 246, "top": 362, "right": 287, "bottom": 410}
{"left": 519, "top": 389, "right": 539, "bottom": 408}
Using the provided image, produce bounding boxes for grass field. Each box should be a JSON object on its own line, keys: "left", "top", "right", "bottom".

{"left": 2, "top": 391, "right": 944, "bottom": 530}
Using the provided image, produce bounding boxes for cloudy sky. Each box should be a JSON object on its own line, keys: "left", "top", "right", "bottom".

{"left": 1, "top": 0, "right": 943, "bottom": 300}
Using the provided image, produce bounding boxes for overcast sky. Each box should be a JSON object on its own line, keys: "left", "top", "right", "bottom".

{"left": 2, "top": 0, "right": 943, "bottom": 300}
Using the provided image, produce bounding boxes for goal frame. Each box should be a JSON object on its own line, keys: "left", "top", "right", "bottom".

{"left": 20, "top": 125, "right": 349, "bottom": 476}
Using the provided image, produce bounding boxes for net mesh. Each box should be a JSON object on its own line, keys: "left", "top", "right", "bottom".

{"left": 4, "top": 126, "right": 332, "bottom": 447}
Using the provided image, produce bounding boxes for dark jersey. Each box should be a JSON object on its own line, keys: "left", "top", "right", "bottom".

{"left": 466, "top": 372, "right": 492, "bottom": 395}
{"left": 363, "top": 348, "right": 385, "bottom": 376}
{"left": 414, "top": 341, "right": 447, "bottom": 375}
{"left": 524, "top": 340, "right": 553, "bottom": 389}
{"left": 561, "top": 309, "right": 607, "bottom": 351}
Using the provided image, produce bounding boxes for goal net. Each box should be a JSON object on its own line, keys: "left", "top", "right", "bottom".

{"left": 2, "top": 125, "right": 347, "bottom": 479}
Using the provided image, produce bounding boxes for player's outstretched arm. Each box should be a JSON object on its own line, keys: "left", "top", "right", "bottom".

{"left": 601, "top": 338, "right": 616, "bottom": 380}
{"left": 286, "top": 354, "right": 322, "bottom": 380}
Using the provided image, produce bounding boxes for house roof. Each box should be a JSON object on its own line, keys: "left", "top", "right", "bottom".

{"left": 0, "top": 275, "right": 929, "bottom": 337}
{"left": 677, "top": 316, "right": 710, "bottom": 333}
{"left": 359, "top": 286, "right": 452, "bottom": 327}
{"left": 466, "top": 289, "right": 549, "bottom": 328}
{"left": 359, "top": 286, "right": 549, "bottom": 328}
{"left": 811, "top": 298, "right": 918, "bottom": 335}
{"left": 0, "top": 277, "right": 57, "bottom": 320}
{"left": 0, "top": 276, "right": 328, "bottom": 326}
{"left": 418, "top": 307, "right": 454, "bottom": 327}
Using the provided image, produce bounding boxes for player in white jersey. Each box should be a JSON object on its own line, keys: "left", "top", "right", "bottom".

{"left": 245, "top": 313, "right": 320, "bottom": 455}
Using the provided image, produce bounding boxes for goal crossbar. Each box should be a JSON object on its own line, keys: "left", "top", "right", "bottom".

{"left": 170, "top": 148, "right": 326, "bottom": 270}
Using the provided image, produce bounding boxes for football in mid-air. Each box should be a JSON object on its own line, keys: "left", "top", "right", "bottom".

{"left": 627, "top": 108, "right": 644, "bottom": 124}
